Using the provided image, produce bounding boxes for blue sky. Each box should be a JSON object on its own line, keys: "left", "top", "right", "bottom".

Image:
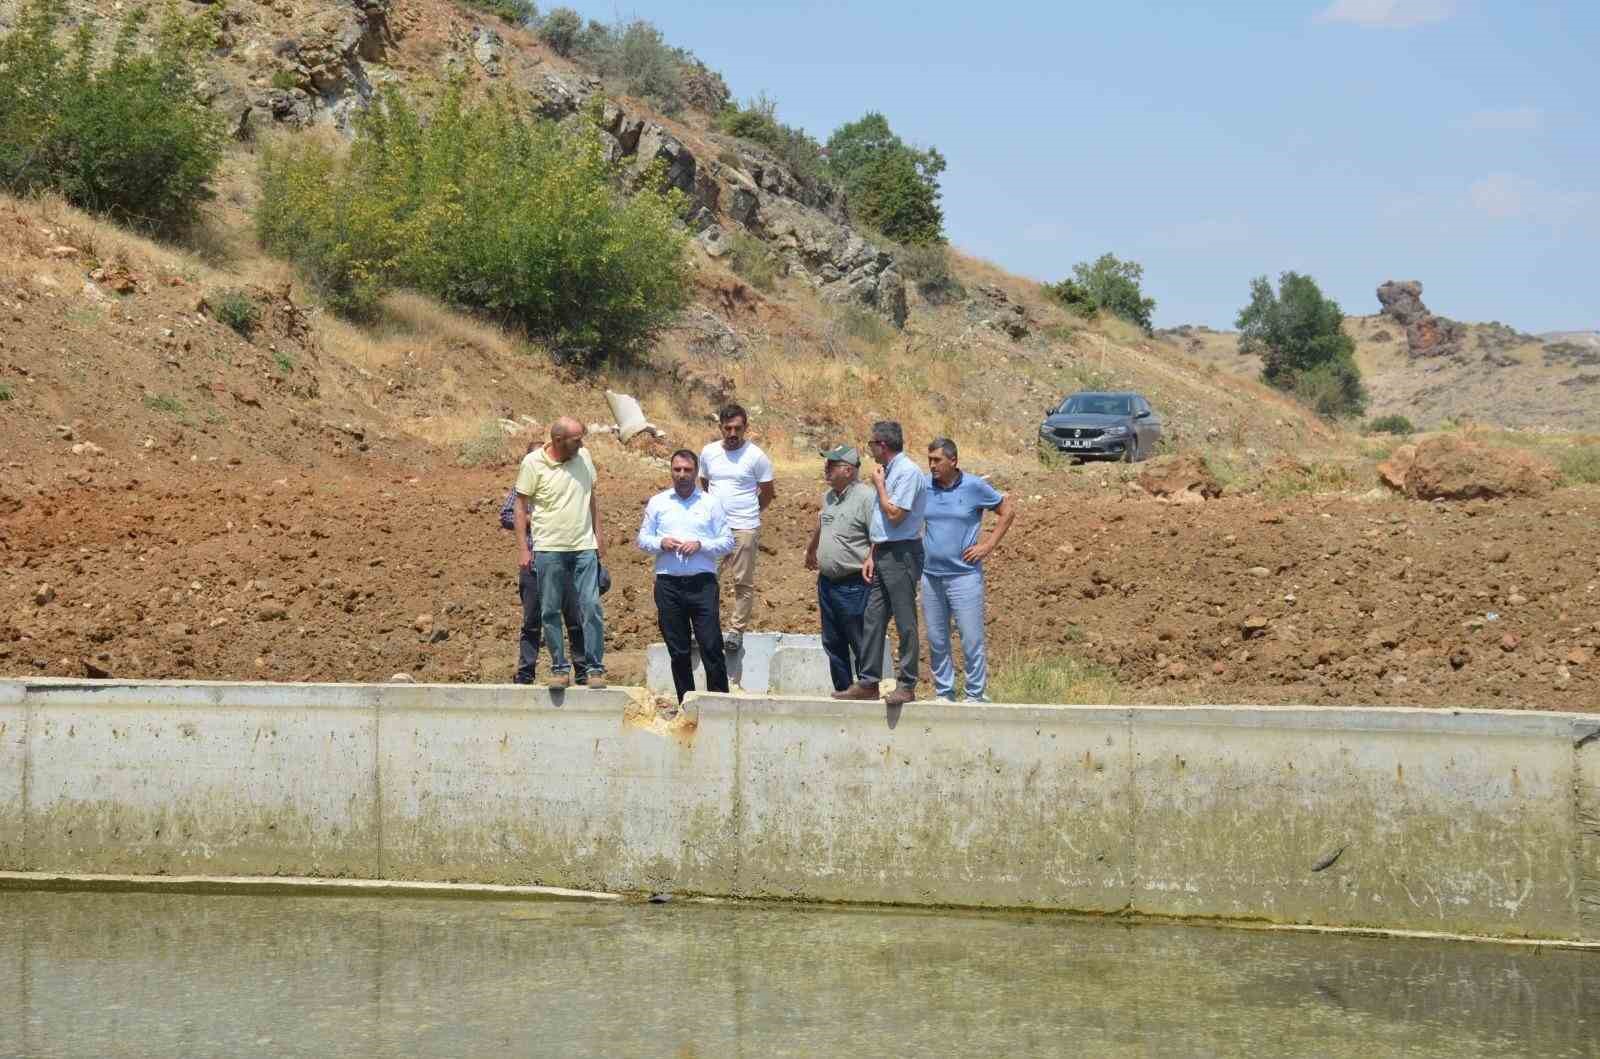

{"left": 573, "top": 1, "right": 1596, "bottom": 331}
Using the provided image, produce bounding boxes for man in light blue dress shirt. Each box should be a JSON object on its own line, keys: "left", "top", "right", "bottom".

{"left": 637, "top": 449, "right": 737, "bottom": 702}
{"left": 834, "top": 420, "right": 928, "bottom": 707}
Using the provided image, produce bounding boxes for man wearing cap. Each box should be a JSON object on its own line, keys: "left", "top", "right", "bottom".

{"left": 835, "top": 420, "right": 928, "bottom": 707}
{"left": 804, "top": 445, "right": 876, "bottom": 693}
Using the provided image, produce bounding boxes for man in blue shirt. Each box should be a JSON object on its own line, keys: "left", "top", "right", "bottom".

{"left": 637, "top": 450, "right": 737, "bottom": 702}
{"left": 835, "top": 420, "right": 928, "bottom": 707}
{"left": 921, "top": 438, "right": 1015, "bottom": 703}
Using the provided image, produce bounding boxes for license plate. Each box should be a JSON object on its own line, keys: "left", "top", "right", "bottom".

{"left": 1061, "top": 439, "right": 1092, "bottom": 449}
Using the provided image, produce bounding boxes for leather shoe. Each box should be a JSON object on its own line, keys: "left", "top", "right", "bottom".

{"left": 831, "top": 683, "right": 880, "bottom": 701}
{"left": 884, "top": 687, "right": 916, "bottom": 707}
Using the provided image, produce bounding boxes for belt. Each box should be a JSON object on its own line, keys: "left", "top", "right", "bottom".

{"left": 874, "top": 538, "right": 924, "bottom": 550}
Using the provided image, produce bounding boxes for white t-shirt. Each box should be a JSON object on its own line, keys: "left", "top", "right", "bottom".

{"left": 699, "top": 441, "right": 774, "bottom": 531}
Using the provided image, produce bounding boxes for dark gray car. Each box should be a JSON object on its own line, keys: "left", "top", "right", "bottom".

{"left": 1038, "top": 391, "right": 1162, "bottom": 462}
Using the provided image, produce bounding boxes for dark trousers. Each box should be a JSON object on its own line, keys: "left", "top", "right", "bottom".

{"left": 858, "top": 540, "right": 923, "bottom": 688}
{"left": 655, "top": 572, "right": 729, "bottom": 703}
{"left": 517, "top": 567, "right": 585, "bottom": 683}
{"left": 817, "top": 573, "right": 869, "bottom": 692}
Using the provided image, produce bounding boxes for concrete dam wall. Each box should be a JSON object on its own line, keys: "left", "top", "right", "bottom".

{"left": 3, "top": 678, "right": 1598, "bottom": 941}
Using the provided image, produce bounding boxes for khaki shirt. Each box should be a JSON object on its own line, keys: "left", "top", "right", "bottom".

{"left": 817, "top": 481, "right": 875, "bottom": 580}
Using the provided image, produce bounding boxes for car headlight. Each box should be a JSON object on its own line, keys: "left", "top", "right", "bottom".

{"left": 1103, "top": 425, "right": 1130, "bottom": 437}
{"left": 1038, "top": 424, "right": 1051, "bottom": 435}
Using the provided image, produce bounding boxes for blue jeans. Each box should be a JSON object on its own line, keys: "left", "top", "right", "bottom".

{"left": 817, "top": 574, "right": 869, "bottom": 692}
{"left": 920, "top": 569, "right": 988, "bottom": 701}
{"left": 534, "top": 549, "right": 605, "bottom": 676}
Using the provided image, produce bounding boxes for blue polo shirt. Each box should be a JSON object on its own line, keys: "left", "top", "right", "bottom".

{"left": 868, "top": 452, "right": 927, "bottom": 543}
{"left": 922, "top": 471, "right": 1005, "bottom": 577}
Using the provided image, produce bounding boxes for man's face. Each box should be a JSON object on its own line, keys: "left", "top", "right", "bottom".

{"left": 825, "top": 460, "right": 856, "bottom": 491}
{"left": 867, "top": 439, "right": 890, "bottom": 465}
{"left": 927, "top": 449, "right": 956, "bottom": 482}
{"left": 720, "top": 416, "right": 747, "bottom": 449}
{"left": 551, "top": 429, "right": 584, "bottom": 461}
{"left": 670, "top": 456, "right": 698, "bottom": 495}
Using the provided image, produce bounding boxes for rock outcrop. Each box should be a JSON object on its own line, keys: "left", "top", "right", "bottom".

{"left": 966, "top": 285, "right": 1030, "bottom": 340}
{"left": 759, "top": 200, "right": 907, "bottom": 326}
{"left": 1376, "top": 280, "right": 1465, "bottom": 359}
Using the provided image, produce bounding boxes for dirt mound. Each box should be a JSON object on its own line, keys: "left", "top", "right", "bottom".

{"left": 1137, "top": 454, "right": 1223, "bottom": 503}
{"left": 1377, "top": 436, "right": 1559, "bottom": 500}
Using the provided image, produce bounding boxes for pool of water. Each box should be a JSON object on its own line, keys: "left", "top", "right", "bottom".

{"left": 2, "top": 891, "right": 1596, "bottom": 1057}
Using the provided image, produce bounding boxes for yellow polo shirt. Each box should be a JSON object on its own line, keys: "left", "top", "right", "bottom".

{"left": 514, "top": 446, "right": 598, "bottom": 551}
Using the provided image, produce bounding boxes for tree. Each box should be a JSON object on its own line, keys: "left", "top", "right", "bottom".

{"left": 538, "top": 7, "right": 581, "bottom": 55}
{"left": 826, "top": 111, "right": 946, "bottom": 244}
{"left": 1042, "top": 254, "right": 1156, "bottom": 333}
{"left": 1236, "top": 271, "right": 1367, "bottom": 418}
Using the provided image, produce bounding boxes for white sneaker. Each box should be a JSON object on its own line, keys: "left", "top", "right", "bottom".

{"left": 935, "top": 694, "right": 957, "bottom": 704}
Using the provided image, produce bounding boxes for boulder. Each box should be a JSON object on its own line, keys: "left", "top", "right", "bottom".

{"left": 1137, "top": 454, "right": 1223, "bottom": 501}
{"left": 1376, "top": 435, "right": 1559, "bottom": 500}
{"left": 761, "top": 200, "right": 908, "bottom": 327}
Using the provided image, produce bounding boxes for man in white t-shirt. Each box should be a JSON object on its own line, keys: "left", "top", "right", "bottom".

{"left": 698, "top": 402, "right": 776, "bottom": 652}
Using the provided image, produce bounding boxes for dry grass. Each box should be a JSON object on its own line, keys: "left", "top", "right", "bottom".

{"left": 987, "top": 648, "right": 1126, "bottom": 705}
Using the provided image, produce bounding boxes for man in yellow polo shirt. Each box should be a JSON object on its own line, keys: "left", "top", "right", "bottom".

{"left": 514, "top": 416, "right": 607, "bottom": 688}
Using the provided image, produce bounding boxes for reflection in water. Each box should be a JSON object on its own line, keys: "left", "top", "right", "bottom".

{"left": 2, "top": 892, "right": 1597, "bottom": 1057}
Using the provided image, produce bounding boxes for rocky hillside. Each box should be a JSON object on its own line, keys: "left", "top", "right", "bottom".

{"left": 1168, "top": 281, "right": 1599, "bottom": 431}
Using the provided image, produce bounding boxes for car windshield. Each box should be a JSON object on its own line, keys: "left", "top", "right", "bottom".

{"left": 1057, "top": 395, "right": 1131, "bottom": 416}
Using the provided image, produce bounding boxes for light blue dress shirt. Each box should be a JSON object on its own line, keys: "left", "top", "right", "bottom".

{"left": 869, "top": 451, "right": 928, "bottom": 543}
{"left": 637, "top": 488, "right": 736, "bottom": 576}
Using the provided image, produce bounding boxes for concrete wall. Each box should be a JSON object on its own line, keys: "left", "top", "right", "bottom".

{"left": 3, "top": 678, "right": 1598, "bottom": 941}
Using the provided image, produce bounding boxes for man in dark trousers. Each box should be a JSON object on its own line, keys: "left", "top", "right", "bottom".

{"left": 834, "top": 420, "right": 927, "bottom": 707}
{"left": 804, "top": 444, "right": 876, "bottom": 692}
{"left": 637, "top": 449, "right": 737, "bottom": 702}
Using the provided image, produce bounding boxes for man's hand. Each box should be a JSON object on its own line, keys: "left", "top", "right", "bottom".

{"left": 862, "top": 553, "right": 875, "bottom": 585}
{"left": 804, "top": 548, "right": 818, "bottom": 572}
{"left": 871, "top": 465, "right": 887, "bottom": 490}
{"left": 519, "top": 546, "right": 533, "bottom": 573}
{"left": 677, "top": 539, "right": 702, "bottom": 558}
{"left": 660, "top": 536, "right": 684, "bottom": 553}
{"left": 962, "top": 540, "right": 994, "bottom": 564}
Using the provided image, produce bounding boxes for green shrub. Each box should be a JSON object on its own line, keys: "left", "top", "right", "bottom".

{"left": 715, "top": 148, "right": 742, "bottom": 171}
{"left": 1558, "top": 444, "right": 1600, "bottom": 486}
{"left": 273, "top": 350, "right": 294, "bottom": 374}
{"left": 1045, "top": 254, "right": 1155, "bottom": 333}
{"left": 584, "top": 18, "right": 683, "bottom": 114}
{"left": 893, "top": 240, "right": 963, "bottom": 304}
{"left": 988, "top": 650, "right": 1123, "bottom": 705}
{"left": 0, "top": 381, "right": 13, "bottom": 401}
{"left": 213, "top": 288, "right": 260, "bottom": 337}
{"left": 1237, "top": 271, "right": 1367, "bottom": 418}
{"left": 257, "top": 87, "right": 690, "bottom": 365}
{"left": 269, "top": 68, "right": 300, "bottom": 91}
{"left": 725, "top": 232, "right": 778, "bottom": 291}
{"left": 143, "top": 393, "right": 185, "bottom": 416}
{"left": 1042, "top": 277, "right": 1098, "bottom": 318}
{"left": 712, "top": 95, "right": 827, "bottom": 188}
{"left": 0, "top": 0, "right": 225, "bottom": 233}
{"left": 538, "top": 5, "right": 581, "bottom": 52}
{"left": 1365, "top": 413, "right": 1415, "bottom": 436}
{"left": 465, "top": 0, "right": 535, "bottom": 23}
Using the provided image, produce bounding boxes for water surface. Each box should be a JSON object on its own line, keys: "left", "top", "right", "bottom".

{"left": 2, "top": 891, "right": 1596, "bottom": 1057}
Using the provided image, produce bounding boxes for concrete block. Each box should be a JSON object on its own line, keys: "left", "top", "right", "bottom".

{"left": 21, "top": 680, "right": 381, "bottom": 877}
{"left": 376, "top": 685, "right": 740, "bottom": 894}
{"left": 727, "top": 694, "right": 1134, "bottom": 910}
{"left": 0, "top": 685, "right": 24, "bottom": 869}
{"left": 647, "top": 633, "right": 889, "bottom": 696}
{"left": 1130, "top": 707, "right": 1580, "bottom": 937}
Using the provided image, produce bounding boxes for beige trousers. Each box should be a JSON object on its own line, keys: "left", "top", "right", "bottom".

{"left": 720, "top": 528, "right": 760, "bottom": 634}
